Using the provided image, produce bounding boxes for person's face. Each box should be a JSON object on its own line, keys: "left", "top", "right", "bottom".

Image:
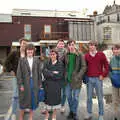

{"left": 89, "top": 43, "right": 96, "bottom": 52}
{"left": 57, "top": 41, "right": 65, "bottom": 49}
{"left": 68, "top": 41, "right": 75, "bottom": 52}
{"left": 112, "top": 48, "right": 120, "bottom": 56}
{"left": 26, "top": 49, "right": 34, "bottom": 57}
{"left": 50, "top": 52, "right": 57, "bottom": 61}
{"left": 20, "top": 40, "right": 28, "bottom": 50}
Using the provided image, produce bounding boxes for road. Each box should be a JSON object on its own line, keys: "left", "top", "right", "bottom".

{"left": 0, "top": 75, "right": 12, "bottom": 120}
{"left": 0, "top": 74, "right": 120, "bottom": 120}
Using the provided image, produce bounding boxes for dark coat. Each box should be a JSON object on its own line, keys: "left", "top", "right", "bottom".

{"left": 56, "top": 48, "right": 66, "bottom": 86}
{"left": 65, "top": 52, "right": 87, "bottom": 89}
{"left": 17, "top": 57, "right": 42, "bottom": 109}
{"left": 4, "top": 51, "right": 20, "bottom": 75}
{"left": 43, "top": 60, "right": 64, "bottom": 106}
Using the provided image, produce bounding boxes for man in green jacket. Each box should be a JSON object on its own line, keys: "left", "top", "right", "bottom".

{"left": 65, "top": 40, "right": 86, "bottom": 120}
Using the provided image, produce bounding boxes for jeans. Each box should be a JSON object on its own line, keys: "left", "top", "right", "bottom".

{"left": 87, "top": 77, "right": 104, "bottom": 115}
{"left": 61, "top": 86, "right": 66, "bottom": 106}
{"left": 112, "top": 86, "right": 120, "bottom": 118}
{"left": 66, "top": 83, "right": 80, "bottom": 114}
{"left": 11, "top": 77, "right": 19, "bottom": 115}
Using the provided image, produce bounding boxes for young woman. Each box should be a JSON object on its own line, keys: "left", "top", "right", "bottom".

{"left": 43, "top": 49, "right": 64, "bottom": 120}
{"left": 17, "top": 43, "right": 42, "bottom": 120}
{"left": 56, "top": 39, "right": 66, "bottom": 113}
{"left": 109, "top": 45, "right": 120, "bottom": 120}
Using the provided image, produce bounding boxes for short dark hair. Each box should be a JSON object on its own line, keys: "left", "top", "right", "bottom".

{"left": 19, "top": 37, "right": 29, "bottom": 44}
{"left": 112, "top": 44, "right": 120, "bottom": 50}
{"left": 50, "top": 48, "right": 58, "bottom": 60}
{"left": 57, "top": 39, "right": 64, "bottom": 44}
{"left": 67, "top": 39, "right": 75, "bottom": 45}
{"left": 88, "top": 40, "right": 98, "bottom": 46}
{"left": 25, "top": 43, "right": 36, "bottom": 56}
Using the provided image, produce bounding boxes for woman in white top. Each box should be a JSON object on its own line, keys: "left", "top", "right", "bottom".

{"left": 17, "top": 43, "right": 42, "bottom": 120}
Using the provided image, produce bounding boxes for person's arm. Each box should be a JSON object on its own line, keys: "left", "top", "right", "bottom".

{"left": 102, "top": 53, "right": 109, "bottom": 78}
{"left": 52, "top": 62, "right": 64, "bottom": 80}
{"left": 16, "top": 58, "right": 24, "bottom": 91}
{"left": 4, "top": 51, "right": 16, "bottom": 73}
{"left": 42, "top": 60, "right": 54, "bottom": 78}
{"left": 109, "top": 57, "right": 113, "bottom": 78}
{"left": 38, "top": 58, "right": 42, "bottom": 87}
{"left": 78, "top": 54, "right": 87, "bottom": 79}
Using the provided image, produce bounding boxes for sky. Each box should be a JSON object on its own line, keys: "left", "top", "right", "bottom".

{"left": 0, "top": 0, "right": 120, "bottom": 15}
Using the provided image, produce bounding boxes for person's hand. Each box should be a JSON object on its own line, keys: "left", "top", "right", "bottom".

{"left": 99, "top": 75, "right": 104, "bottom": 80}
{"left": 10, "top": 71, "right": 15, "bottom": 76}
{"left": 39, "top": 84, "right": 42, "bottom": 88}
{"left": 20, "top": 86, "right": 24, "bottom": 91}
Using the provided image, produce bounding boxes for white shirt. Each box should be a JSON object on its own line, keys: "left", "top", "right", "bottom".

{"left": 27, "top": 57, "right": 33, "bottom": 76}
{"left": 0, "top": 64, "right": 3, "bottom": 74}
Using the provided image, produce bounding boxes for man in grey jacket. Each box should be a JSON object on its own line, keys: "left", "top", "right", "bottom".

{"left": 4, "top": 38, "right": 28, "bottom": 120}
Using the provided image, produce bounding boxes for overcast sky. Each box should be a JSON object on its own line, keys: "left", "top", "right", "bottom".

{"left": 0, "top": 0, "right": 120, "bottom": 15}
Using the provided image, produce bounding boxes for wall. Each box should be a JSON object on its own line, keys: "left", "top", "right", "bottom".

{"left": 96, "top": 23, "right": 120, "bottom": 44}
{"left": 68, "top": 21, "right": 95, "bottom": 41}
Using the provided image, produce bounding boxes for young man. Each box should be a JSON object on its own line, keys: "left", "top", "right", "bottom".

{"left": 56, "top": 39, "right": 66, "bottom": 113}
{"left": 65, "top": 40, "right": 86, "bottom": 120}
{"left": 4, "top": 38, "right": 28, "bottom": 120}
{"left": 84, "top": 40, "right": 109, "bottom": 120}
{"left": 109, "top": 45, "right": 120, "bottom": 120}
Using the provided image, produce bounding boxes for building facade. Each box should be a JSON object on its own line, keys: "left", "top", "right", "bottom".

{"left": 92, "top": 1, "right": 120, "bottom": 45}
{"left": 0, "top": 9, "right": 94, "bottom": 60}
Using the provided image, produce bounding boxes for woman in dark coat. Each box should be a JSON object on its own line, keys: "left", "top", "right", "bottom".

{"left": 43, "top": 49, "right": 64, "bottom": 120}
{"left": 17, "top": 44, "right": 42, "bottom": 120}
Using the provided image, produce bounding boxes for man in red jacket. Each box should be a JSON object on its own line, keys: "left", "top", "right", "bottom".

{"left": 84, "top": 40, "right": 109, "bottom": 120}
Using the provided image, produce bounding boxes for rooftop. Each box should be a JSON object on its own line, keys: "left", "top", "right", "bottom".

{"left": 12, "top": 8, "right": 88, "bottom": 18}
{"left": 103, "top": 0, "right": 120, "bottom": 15}
{"left": 0, "top": 14, "right": 12, "bottom": 23}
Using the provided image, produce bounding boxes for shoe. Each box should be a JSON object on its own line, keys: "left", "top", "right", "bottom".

{"left": 52, "top": 117, "right": 56, "bottom": 120}
{"left": 60, "top": 106, "right": 65, "bottom": 113}
{"left": 52, "top": 113, "right": 56, "bottom": 120}
{"left": 52, "top": 119, "right": 56, "bottom": 120}
{"left": 73, "top": 113, "right": 79, "bottom": 120}
{"left": 44, "top": 119, "right": 48, "bottom": 120}
{"left": 45, "top": 112, "right": 49, "bottom": 120}
{"left": 98, "top": 115, "right": 104, "bottom": 120}
{"left": 67, "top": 111, "right": 74, "bottom": 119}
{"left": 114, "top": 118, "right": 117, "bottom": 120}
{"left": 84, "top": 113, "right": 92, "bottom": 120}
{"left": 11, "top": 114, "right": 16, "bottom": 120}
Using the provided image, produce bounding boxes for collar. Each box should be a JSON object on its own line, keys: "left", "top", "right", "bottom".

{"left": 89, "top": 50, "right": 97, "bottom": 57}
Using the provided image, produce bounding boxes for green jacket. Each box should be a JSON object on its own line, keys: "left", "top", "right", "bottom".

{"left": 65, "top": 51, "right": 87, "bottom": 89}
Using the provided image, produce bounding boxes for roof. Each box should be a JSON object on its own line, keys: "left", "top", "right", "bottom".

{"left": 103, "top": 1, "right": 120, "bottom": 14}
{"left": 64, "top": 18, "right": 93, "bottom": 22}
{"left": 0, "top": 14, "right": 12, "bottom": 23}
{"left": 12, "top": 9, "right": 88, "bottom": 18}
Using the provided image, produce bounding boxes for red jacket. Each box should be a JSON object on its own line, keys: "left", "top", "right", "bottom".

{"left": 85, "top": 51, "right": 109, "bottom": 77}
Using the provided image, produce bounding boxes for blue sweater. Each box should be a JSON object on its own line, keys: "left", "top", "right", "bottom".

{"left": 110, "top": 55, "right": 120, "bottom": 75}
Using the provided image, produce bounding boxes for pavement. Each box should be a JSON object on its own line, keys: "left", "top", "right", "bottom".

{"left": 0, "top": 73, "right": 13, "bottom": 120}
{"left": 0, "top": 73, "right": 120, "bottom": 120}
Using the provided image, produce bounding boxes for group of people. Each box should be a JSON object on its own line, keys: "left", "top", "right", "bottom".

{"left": 3, "top": 37, "right": 120, "bottom": 120}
